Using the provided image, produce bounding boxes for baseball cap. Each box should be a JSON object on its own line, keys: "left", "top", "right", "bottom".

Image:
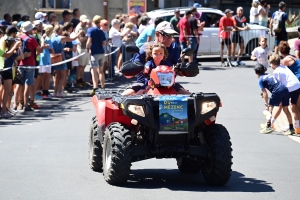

{"left": 6, "top": 26, "right": 19, "bottom": 34}
{"left": 79, "top": 15, "right": 89, "bottom": 22}
{"left": 17, "top": 21, "right": 24, "bottom": 28}
{"left": 35, "top": 12, "right": 47, "bottom": 19}
{"left": 224, "top": 9, "right": 234, "bottom": 14}
{"left": 155, "top": 21, "right": 178, "bottom": 34}
{"left": 174, "top": 8, "right": 180, "bottom": 13}
{"left": 193, "top": 3, "right": 202, "bottom": 7}
{"left": 6, "top": 36, "right": 17, "bottom": 42}
{"left": 185, "top": 10, "right": 193, "bottom": 15}
{"left": 21, "top": 21, "right": 34, "bottom": 32}
{"left": 33, "top": 20, "right": 42, "bottom": 27}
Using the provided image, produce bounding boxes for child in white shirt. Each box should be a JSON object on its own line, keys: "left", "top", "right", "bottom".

{"left": 251, "top": 36, "right": 273, "bottom": 69}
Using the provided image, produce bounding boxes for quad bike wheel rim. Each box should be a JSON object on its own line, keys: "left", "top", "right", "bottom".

{"left": 105, "top": 138, "right": 112, "bottom": 170}
{"left": 89, "top": 127, "right": 94, "bottom": 161}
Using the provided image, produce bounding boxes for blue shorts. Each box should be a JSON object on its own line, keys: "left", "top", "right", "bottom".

{"left": 19, "top": 68, "right": 35, "bottom": 85}
{"left": 180, "top": 42, "right": 187, "bottom": 50}
{"left": 289, "top": 88, "right": 300, "bottom": 105}
{"left": 189, "top": 37, "right": 198, "bottom": 51}
{"left": 269, "top": 88, "right": 290, "bottom": 107}
{"left": 52, "top": 63, "right": 67, "bottom": 71}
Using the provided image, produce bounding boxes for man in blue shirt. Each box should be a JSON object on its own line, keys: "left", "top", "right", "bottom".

{"left": 255, "top": 63, "right": 293, "bottom": 134}
{"left": 86, "top": 15, "right": 107, "bottom": 95}
{"left": 135, "top": 17, "right": 163, "bottom": 47}
{"left": 122, "top": 21, "right": 190, "bottom": 95}
{"left": 270, "top": 1, "right": 296, "bottom": 54}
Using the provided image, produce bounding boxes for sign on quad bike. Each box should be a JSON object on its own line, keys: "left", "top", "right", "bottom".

{"left": 88, "top": 46, "right": 232, "bottom": 186}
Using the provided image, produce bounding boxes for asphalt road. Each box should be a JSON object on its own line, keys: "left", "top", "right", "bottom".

{"left": 1, "top": 58, "right": 300, "bottom": 200}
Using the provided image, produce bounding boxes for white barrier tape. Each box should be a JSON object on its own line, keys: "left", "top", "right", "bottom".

{"left": 0, "top": 47, "right": 120, "bottom": 72}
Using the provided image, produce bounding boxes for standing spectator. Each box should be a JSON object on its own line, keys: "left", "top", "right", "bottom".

{"left": 231, "top": 7, "right": 249, "bottom": 66}
{"left": 294, "top": 27, "right": 300, "bottom": 59}
{"left": 35, "top": 12, "right": 47, "bottom": 22}
{"left": 12, "top": 14, "right": 21, "bottom": 22}
{"left": 71, "top": 8, "right": 81, "bottom": 29}
{"left": 1, "top": 14, "right": 12, "bottom": 26}
{"left": 189, "top": 7, "right": 200, "bottom": 63}
{"left": 51, "top": 24, "right": 81, "bottom": 97}
{"left": 86, "top": 15, "right": 107, "bottom": 95}
{"left": 138, "top": 16, "right": 150, "bottom": 34}
{"left": 218, "top": 9, "right": 235, "bottom": 67}
{"left": 60, "top": 10, "right": 71, "bottom": 25}
{"left": 18, "top": 21, "right": 47, "bottom": 111}
{"left": 119, "top": 14, "right": 129, "bottom": 32}
{"left": 135, "top": 17, "right": 163, "bottom": 48}
{"left": 250, "top": 1, "right": 260, "bottom": 24}
{"left": 109, "top": 19, "right": 122, "bottom": 74}
{"left": 170, "top": 9, "right": 181, "bottom": 47}
{"left": 128, "top": 16, "right": 139, "bottom": 41}
{"left": 100, "top": 19, "right": 110, "bottom": 79}
{"left": 49, "top": 13, "right": 58, "bottom": 26}
{"left": 74, "top": 15, "right": 89, "bottom": 87}
{"left": 177, "top": 10, "right": 192, "bottom": 55}
{"left": 258, "top": 0, "right": 270, "bottom": 27}
{"left": 270, "top": 1, "right": 296, "bottom": 54}
{"left": 39, "top": 25, "right": 54, "bottom": 98}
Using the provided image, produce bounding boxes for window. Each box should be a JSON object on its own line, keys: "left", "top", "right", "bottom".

{"left": 201, "top": 13, "right": 222, "bottom": 28}
{"left": 39, "top": 0, "right": 71, "bottom": 9}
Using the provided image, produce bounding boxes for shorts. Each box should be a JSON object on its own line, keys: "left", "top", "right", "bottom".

{"left": 275, "top": 33, "right": 288, "bottom": 46}
{"left": 77, "top": 48, "right": 90, "bottom": 66}
{"left": 180, "top": 42, "right": 188, "bottom": 50}
{"left": 1, "top": 68, "right": 13, "bottom": 80}
{"left": 128, "top": 82, "right": 185, "bottom": 93}
{"left": 19, "top": 68, "right": 35, "bottom": 85}
{"left": 38, "top": 65, "right": 52, "bottom": 73}
{"left": 189, "top": 37, "right": 198, "bottom": 51}
{"left": 269, "top": 88, "right": 290, "bottom": 107}
{"left": 90, "top": 54, "right": 105, "bottom": 68}
{"left": 289, "top": 88, "right": 300, "bottom": 104}
{"left": 67, "top": 62, "right": 72, "bottom": 70}
{"left": 52, "top": 63, "right": 67, "bottom": 71}
{"left": 220, "top": 38, "right": 231, "bottom": 46}
{"left": 232, "top": 33, "right": 244, "bottom": 44}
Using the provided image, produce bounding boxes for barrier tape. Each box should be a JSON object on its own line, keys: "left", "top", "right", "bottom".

{"left": 0, "top": 46, "right": 120, "bottom": 72}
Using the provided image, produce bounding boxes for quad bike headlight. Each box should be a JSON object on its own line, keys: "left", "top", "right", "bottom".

{"left": 201, "top": 101, "right": 217, "bottom": 114}
{"left": 128, "top": 105, "right": 145, "bottom": 117}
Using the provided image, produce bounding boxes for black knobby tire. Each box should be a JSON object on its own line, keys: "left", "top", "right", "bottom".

{"left": 202, "top": 124, "right": 232, "bottom": 186}
{"left": 103, "top": 122, "right": 132, "bottom": 185}
{"left": 88, "top": 116, "right": 103, "bottom": 172}
{"left": 176, "top": 157, "right": 202, "bottom": 173}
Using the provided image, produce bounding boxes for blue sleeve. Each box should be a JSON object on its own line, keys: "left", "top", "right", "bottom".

{"left": 86, "top": 28, "right": 92, "bottom": 37}
{"left": 147, "top": 28, "right": 155, "bottom": 37}
{"left": 271, "top": 12, "right": 275, "bottom": 19}
{"left": 48, "top": 39, "right": 53, "bottom": 49}
{"left": 283, "top": 13, "right": 288, "bottom": 22}
{"left": 172, "top": 42, "right": 181, "bottom": 65}
{"left": 132, "top": 47, "right": 146, "bottom": 64}
{"left": 258, "top": 77, "right": 264, "bottom": 89}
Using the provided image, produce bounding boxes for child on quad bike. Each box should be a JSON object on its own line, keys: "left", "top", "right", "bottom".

{"left": 122, "top": 42, "right": 170, "bottom": 95}
{"left": 254, "top": 63, "right": 293, "bottom": 134}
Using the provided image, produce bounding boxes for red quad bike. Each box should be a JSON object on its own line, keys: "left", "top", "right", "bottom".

{"left": 89, "top": 46, "right": 232, "bottom": 186}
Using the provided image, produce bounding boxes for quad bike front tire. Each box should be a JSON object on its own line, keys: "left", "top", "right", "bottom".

{"left": 202, "top": 124, "right": 232, "bottom": 186}
{"left": 176, "top": 157, "right": 202, "bottom": 173}
{"left": 103, "top": 122, "right": 132, "bottom": 185}
{"left": 88, "top": 116, "right": 103, "bottom": 172}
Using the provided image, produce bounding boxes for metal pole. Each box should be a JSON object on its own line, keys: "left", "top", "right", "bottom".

{"left": 104, "top": 0, "right": 108, "bottom": 20}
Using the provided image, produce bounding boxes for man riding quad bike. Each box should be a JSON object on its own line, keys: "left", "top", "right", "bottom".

{"left": 88, "top": 22, "right": 232, "bottom": 186}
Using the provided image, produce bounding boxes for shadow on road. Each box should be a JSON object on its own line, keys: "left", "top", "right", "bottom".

{"left": 121, "top": 169, "right": 274, "bottom": 192}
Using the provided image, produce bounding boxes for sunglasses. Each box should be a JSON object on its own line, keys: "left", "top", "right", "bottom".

{"left": 159, "top": 32, "right": 173, "bottom": 38}
{"left": 104, "top": 24, "right": 108, "bottom": 26}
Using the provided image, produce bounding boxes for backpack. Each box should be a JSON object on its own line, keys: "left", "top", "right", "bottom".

{"left": 22, "top": 36, "right": 30, "bottom": 53}
{"left": 272, "top": 11, "right": 284, "bottom": 33}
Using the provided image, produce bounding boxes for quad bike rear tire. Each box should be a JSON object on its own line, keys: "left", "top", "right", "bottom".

{"left": 176, "top": 157, "right": 202, "bottom": 173}
{"left": 88, "top": 116, "right": 103, "bottom": 172}
{"left": 103, "top": 122, "right": 132, "bottom": 185}
{"left": 202, "top": 124, "right": 232, "bottom": 186}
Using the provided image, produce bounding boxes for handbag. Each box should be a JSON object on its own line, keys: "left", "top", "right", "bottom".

{"left": 51, "top": 53, "right": 62, "bottom": 64}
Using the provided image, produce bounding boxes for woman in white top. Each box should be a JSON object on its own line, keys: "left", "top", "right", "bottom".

{"left": 258, "top": 0, "right": 270, "bottom": 27}
{"left": 250, "top": 1, "right": 259, "bottom": 24}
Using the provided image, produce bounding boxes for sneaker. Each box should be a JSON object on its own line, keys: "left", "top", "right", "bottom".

{"left": 221, "top": 62, "right": 226, "bottom": 67}
{"left": 30, "top": 102, "right": 41, "bottom": 109}
{"left": 283, "top": 129, "right": 295, "bottom": 135}
{"left": 0, "top": 112, "right": 12, "bottom": 118}
{"left": 260, "top": 92, "right": 263, "bottom": 98}
{"left": 60, "top": 92, "right": 68, "bottom": 97}
{"left": 24, "top": 106, "right": 34, "bottom": 112}
{"left": 34, "top": 93, "right": 43, "bottom": 100}
{"left": 7, "top": 107, "right": 17, "bottom": 115}
{"left": 237, "top": 61, "right": 245, "bottom": 66}
{"left": 231, "top": 61, "right": 239, "bottom": 67}
{"left": 260, "top": 127, "right": 273, "bottom": 134}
